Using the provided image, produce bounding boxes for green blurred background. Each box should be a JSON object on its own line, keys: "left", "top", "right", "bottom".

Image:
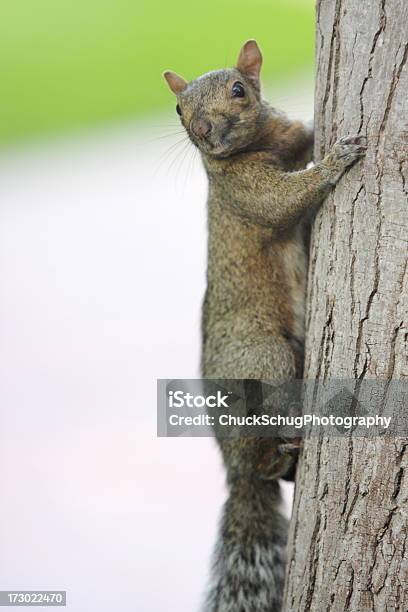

{"left": 0, "top": 0, "right": 314, "bottom": 148}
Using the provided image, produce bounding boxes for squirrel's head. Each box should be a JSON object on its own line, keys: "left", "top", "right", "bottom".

{"left": 163, "top": 40, "right": 265, "bottom": 158}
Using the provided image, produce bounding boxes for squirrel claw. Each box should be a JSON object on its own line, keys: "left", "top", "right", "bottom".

{"left": 277, "top": 437, "right": 303, "bottom": 456}
{"left": 333, "top": 135, "right": 367, "bottom": 163}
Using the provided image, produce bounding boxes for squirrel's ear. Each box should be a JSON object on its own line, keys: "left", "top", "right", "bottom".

{"left": 163, "top": 71, "right": 188, "bottom": 95}
{"left": 236, "top": 40, "right": 262, "bottom": 84}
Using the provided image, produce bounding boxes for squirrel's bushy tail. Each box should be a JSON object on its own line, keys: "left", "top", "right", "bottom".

{"left": 203, "top": 478, "right": 288, "bottom": 612}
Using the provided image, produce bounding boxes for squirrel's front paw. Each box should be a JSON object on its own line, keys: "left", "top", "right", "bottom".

{"left": 332, "top": 135, "right": 367, "bottom": 166}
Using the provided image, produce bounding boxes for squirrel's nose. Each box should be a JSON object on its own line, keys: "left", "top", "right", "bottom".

{"left": 192, "top": 118, "right": 212, "bottom": 139}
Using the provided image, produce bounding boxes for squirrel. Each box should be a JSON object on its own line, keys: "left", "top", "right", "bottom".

{"left": 163, "top": 40, "right": 366, "bottom": 612}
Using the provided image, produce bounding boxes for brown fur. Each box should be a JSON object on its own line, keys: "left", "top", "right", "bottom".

{"left": 164, "top": 40, "right": 366, "bottom": 612}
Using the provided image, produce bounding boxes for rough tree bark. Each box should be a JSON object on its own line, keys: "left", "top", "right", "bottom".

{"left": 284, "top": 1, "right": 408, "bottom": 611}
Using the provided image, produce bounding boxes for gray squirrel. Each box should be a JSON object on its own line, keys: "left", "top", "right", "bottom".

{"left": 164, "top": 40, "right": 366, "bottom": 612}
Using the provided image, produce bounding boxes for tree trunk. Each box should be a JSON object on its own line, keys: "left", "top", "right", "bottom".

{"left": 284, "top": 1, "right": 408, "bottom": 610}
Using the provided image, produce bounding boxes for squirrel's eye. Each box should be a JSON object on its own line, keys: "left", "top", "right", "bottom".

{"left": 176, "top": 104, "right": 182, "bottom": 116}
{"left": 232, "top": 82, "right": 245, "bottom": 98}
